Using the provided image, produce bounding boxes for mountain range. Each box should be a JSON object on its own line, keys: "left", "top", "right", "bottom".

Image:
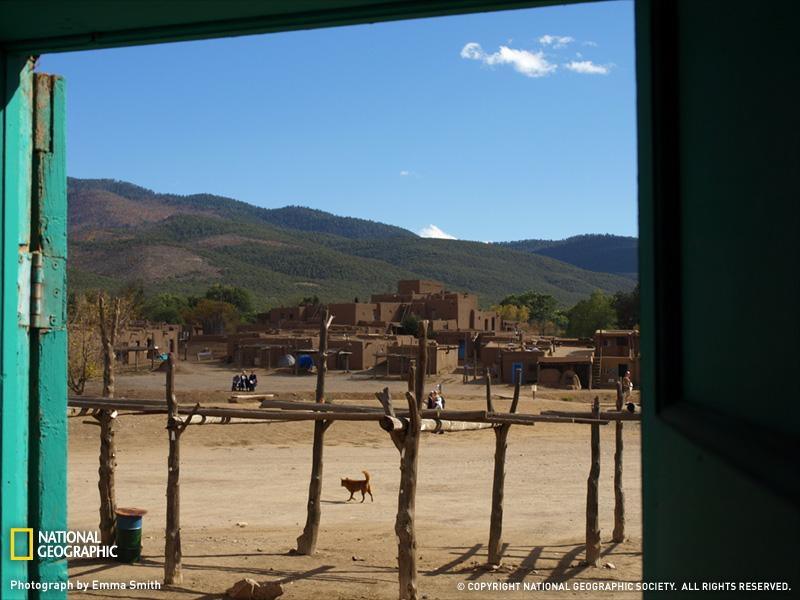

{"left": 67, "top": 178, "right": 637, "bottom": 309}
{"left": 496, "top": 235, "right": 638, "bottom": 279}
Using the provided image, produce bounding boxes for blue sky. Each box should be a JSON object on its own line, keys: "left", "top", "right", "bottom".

{"left": 39, "top": 0, "right": 636, "bottom": 242}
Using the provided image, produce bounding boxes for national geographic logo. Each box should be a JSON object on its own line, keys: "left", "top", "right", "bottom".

{"left": 9, "top": 528, "right": 117, "bottom": 560}
{"left": 10, "top": 528, "right": 33, "bottom": 561}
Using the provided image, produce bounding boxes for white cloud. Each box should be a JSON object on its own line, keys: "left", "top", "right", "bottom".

{"left": 418, "top": 224, "right": 457, "bottom": 240}
{"left": 582, "top": 40, "right": 598, "bottom": 47}
{"left": 460, "top": 42, "right": 557, "bottom": 78}
{"left": 399, "top": 170, "right": 410, "bottom": 176}
{"left": 564, "top": 60, "right": 611, "bottom": 75}
{"left": 539, "top": 34, "right": 574, "bottom": 48}
{"left": 460, "top": 42, "right": 483, "bottom": 60}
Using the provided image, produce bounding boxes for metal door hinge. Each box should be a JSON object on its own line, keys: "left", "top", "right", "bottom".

{"left": 18, "top": 250, "right": 32, "bottom": 327}
{"left": 30, "top": 250, "right": 66, "bottom": 330}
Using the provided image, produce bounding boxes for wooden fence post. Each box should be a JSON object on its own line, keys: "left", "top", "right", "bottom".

{"left": 379, "top": 336, "right": 424, "bottom": 599}
{"left": 487, "top": 366, "right": 521, "bottom": 566}
{"left": 96, "top": 409, "right": 117, "bottom": 546}
{"left": 585, "top": 396, "right": 601, "bottom": 566}
{"left": 164, "top": 353, "right": 182, "bottom": 584}
{"left": 97, "top": 294, "right": 119, "bottom": 399}
{"left": 485, "top": 367, "right": 494, "bottom": 413}
{"left": 613, "top": 382, "right": 626, "bottom": 542}
{"left": 296, "top": 308, "right": 332, "bottom": 555}
{"left": 414, "top": 322, "right": 428, "bottom": 410}
{"left": 96, "top": 295, "right": 118, "bottom": 548}
{"left": 473, "top": 342, "right": 478, "bottom": 381}
{"left": 397, "top": 390, "right": 421, "bottom": 600}
{"left": 462, "top": 334, "right": 468, "bottom": 383}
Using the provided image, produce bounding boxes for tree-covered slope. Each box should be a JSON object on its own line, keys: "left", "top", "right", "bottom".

{"left": 68, "top": 178, "right": 416, "bottom": 240}
{"left": 67, "top": 178, "right": 636, "bottom": 308}
{"left": 497, "top": 234, "right": 638, "bottom": 278}
{"left": 320, "top": 237, "right": 635, "bottom": 305}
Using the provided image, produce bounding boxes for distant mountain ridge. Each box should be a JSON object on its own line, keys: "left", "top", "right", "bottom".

{"left": 67, "top": 178, "right": 636, "bottom": 308}
{"left": 496, "top": 234, "right": 638, "bottom": 278}
{"left": 68, "top": 178, "right": 417, "bottom": 240}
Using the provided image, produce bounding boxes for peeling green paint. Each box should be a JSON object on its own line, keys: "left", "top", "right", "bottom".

{"left": 1, "top": 60, "right": 67, "bottom": 600}
{"left": 29, "top": 72, "right": 68, "bottom": 600}
{"left": 2, "top": 54, "right": 34, "bottom": 600}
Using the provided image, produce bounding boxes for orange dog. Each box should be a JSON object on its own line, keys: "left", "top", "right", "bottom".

{"left": 341, "top": 470, "right": 373, "bottom": 503}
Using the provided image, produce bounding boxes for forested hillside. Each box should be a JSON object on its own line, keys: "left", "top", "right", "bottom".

{"left": 497, "top": 234, "right": 638, "bottom": 278}
{"left": 68, "top": 178, "right": 636, "bottom": 308}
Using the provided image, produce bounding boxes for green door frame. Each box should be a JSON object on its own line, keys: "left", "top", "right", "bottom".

{"left": 1, "top": 54, "right": 68, "bottom": 599}
{"left": 1, "top": 53, "right": 35, "bottom": 599}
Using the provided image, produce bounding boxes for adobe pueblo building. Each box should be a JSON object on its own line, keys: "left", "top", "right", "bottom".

{"left": 266, "top": 279, "right": 501, "bottom": 333}
{"left": 227, "top": 280, "right": 500, "bottom": 374}
{"left": 222, "top": 279, "right": 639, "bottom": 390}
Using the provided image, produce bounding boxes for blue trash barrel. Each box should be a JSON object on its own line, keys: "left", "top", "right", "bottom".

{"left": 297, "top": 354, "right": 314, "bottom": 369}
{"left": 115, "top": 507, "right": 147, "bottom": 563}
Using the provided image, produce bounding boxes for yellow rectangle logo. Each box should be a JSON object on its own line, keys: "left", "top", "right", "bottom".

{"left": 10, "top": 528, "right": 34, "bottom": 560}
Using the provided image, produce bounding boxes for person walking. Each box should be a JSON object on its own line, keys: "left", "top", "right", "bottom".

{"left": 621, "top": 370, "right": 633, "bottom": 400}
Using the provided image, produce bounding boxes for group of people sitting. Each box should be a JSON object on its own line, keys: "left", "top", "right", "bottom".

{"left": 426, "top": 386, "right": 445, "bottom": 410}
{"left": 232, "top": 371, "right": 258, "bottom": 392}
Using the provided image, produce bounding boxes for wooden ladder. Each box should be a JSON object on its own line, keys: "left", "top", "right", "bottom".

{"left": 592, "top": 360, "right": 602, "bottom": 387}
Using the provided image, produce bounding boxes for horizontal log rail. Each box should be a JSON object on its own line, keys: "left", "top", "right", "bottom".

{"left": 69, "top": 397, "right": 608, "bottom": 431}
{"left": 259, "top": 398, "right": 382, "bottom": 413}
{"left": 541, "top": 409, "right": 641, "bottom": 421}
{"left": 70, "top": 396, "right": 167, "bottom": 407}
{"left": 379, "top": 416, "right": 499, "bottom": 433}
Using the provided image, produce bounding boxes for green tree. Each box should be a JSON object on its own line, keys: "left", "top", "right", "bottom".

{"left": 204, "top": 284, "right": 254, "bottom": 314}
{"left": 399, "top": 313, "right": 421, "bottom": 337}
{"left": 565, "top": 290, "right": 617, "bottom": 338}
{"left": 612, "top": 284, "right": 640, "bottom": 329}
{"left": 118, "top": 282, "right": 146, "bottom": 316}
{"left": 492, "top": 303, "right": 530, "bottom": 323}
{"left": 552, "top": 309, "right": 569, "bottom": 332}
{"left": 500, "top": 291, "right": 558, "bottom": 327}
{"left": 141, "top": 293, "right": 188, "bottom": 324}
{"left": 183, "top": 299, "right": 240, "bottom": 335}
{"left": 67, "top": 294, "right": 101, "bottom": 395}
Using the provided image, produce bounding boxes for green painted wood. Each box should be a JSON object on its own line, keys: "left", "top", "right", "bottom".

{"left": 0, "top": 0, "right": 583, "bottom": 54}
{"left": 633, "top": 2, "right": 658, "bottom": 589}
{"left": 28, "top": 73, "right": 68, "bottom": 600}
{"left": 1, "top": 54, "right": 33, "bottom": 599}
{"left": 638, "top": 0, "right": 800, "bottom": 595}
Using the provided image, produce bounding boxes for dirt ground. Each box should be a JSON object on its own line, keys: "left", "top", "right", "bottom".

{"left": 67, "top": 362, "right": 642, "bottom": 600}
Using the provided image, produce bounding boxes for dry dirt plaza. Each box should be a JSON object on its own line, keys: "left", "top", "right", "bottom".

{"left": 67, "top": 361, "right": 642, "bottom": 599}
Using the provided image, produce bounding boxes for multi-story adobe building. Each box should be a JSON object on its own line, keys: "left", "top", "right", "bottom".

{"left": 261, "top": 279, "right": 501, "bottom": 334}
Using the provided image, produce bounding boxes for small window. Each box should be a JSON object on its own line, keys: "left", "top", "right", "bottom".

{"left": 616, "top": 336, "right": 627, "bottom": 346}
